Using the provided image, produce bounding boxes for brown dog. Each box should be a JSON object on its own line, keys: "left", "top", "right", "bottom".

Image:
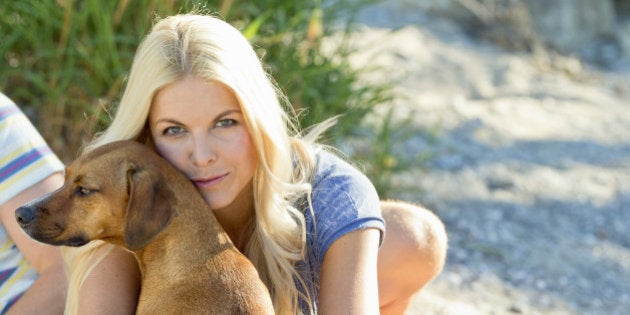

{"left": 15, "top": 140, "right": 274, "bottom": 314}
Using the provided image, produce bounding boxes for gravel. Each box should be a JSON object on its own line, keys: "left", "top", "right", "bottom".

{"left": 344, "top": 2, "right": 630, "bottom": 314}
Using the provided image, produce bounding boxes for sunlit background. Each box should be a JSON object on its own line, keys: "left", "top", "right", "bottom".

{"left": 2, "top": 1, "right": 629, "bottom": 314}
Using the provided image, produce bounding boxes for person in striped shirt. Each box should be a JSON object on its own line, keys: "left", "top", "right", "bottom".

{"left": 0, "top": 92, "right": 66, "bottom": 314}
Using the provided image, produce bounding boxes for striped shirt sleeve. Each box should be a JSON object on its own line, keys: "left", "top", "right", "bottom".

{"left": 0, "top": 93, "right": 65, "bottom": 205}
{"left": 0, "top": 92, "right": 65, "bottom": 311}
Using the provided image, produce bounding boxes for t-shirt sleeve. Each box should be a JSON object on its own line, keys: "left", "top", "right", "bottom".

{"left": 309, "top": 150, "right": 384, "bottom": 265}
{"left": 0, "top": 93, "right": 65, "bottom": 206}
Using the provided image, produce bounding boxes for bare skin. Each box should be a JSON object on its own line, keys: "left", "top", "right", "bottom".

{"left": 73, "top": 77, "right": 448, "bottom": 314}
{"left": 378, "top": 201, "right": 448, "bottom": 314}
{"left": 0, "top": 173, "right": 66, "bottom": 315}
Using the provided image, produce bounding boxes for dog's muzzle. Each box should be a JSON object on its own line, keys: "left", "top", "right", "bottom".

{"left": 15, "top": 206, "right": 37, "bottom": 229}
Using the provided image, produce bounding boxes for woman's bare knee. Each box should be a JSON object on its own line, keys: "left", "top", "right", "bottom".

{"left": 377, "top": 200, "right": 448, "bottom": 313}
{"left": 381, "top": 200, "right": 447, "bottom": 277}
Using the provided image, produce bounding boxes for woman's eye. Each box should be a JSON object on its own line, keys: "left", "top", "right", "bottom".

{"left": 215, "top": 119, "right": 236, "bottom": 128}
{"left": 163, "top": 126, "right": 185, "bottom": 135}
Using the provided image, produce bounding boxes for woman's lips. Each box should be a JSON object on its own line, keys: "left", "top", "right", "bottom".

{"left": 193, "top": 173, "right": 228, "bottom": 189}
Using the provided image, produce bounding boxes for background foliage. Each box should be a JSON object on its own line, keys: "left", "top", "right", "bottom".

{"left": 0, "top": 0, "right": 412, "bottom": 196}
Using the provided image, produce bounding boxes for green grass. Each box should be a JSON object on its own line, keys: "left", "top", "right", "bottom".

{"left": 0, "top": 0, "right": 428, "bottom": 197}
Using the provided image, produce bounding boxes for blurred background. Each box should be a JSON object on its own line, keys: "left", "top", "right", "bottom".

{"left": 2, "top": 0, "right": 630, "bottom": 314}
{"left": 0, "top": 0, "right": 388, "bottom": 163}
{"left": 344, "top": 1, "right": 629, "bottom": 314}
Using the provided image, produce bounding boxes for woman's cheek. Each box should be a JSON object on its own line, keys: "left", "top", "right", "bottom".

{"left": 154, "top": 142, "right": 185, "bottom": 170}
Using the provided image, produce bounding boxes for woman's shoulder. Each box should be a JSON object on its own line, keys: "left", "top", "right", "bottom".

{"left": 308, "top": 148, "right": 380, "bottom": 220}
{"left": 302, "top": 148, "right": 384, "bottom": 264}
{"left": 311, "top": 149, "right": 372, "bottom": 191}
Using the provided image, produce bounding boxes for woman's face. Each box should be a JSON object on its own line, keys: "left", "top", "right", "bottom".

{"left": 149, "top": 76, "right": 257, "bottom": 211}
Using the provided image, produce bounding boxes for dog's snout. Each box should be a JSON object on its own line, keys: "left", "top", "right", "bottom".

{"left": 15, "top": 206, "right": 36, "bottom": 227}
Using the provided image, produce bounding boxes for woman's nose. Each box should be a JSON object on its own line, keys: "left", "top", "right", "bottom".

{"left": 190, "top": 136, "right": 217, "bottom": 166}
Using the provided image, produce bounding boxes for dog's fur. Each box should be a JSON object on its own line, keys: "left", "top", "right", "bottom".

{"left": 15, "top": 140, "right": 274, "bottom": 314}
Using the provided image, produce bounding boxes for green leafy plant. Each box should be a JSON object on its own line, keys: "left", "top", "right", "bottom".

{"left": 0, "top": 0, "right": 182, "bottom": 157}
{"left": 347, "top": 107, "right": 437, "bottom": 197}
{"left": 1, "top": 0, "right": 425, "bottom": 196}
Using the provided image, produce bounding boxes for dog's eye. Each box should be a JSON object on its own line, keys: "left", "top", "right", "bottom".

{"left": 75, "top": 187, "right": 92, "bottom": 196}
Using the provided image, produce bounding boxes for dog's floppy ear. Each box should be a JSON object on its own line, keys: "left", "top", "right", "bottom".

{"left": 124, "top": 165, "right": 175, "bottom": 251}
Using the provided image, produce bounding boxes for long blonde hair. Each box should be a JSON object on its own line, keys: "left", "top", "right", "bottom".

{"left": 65, "top": 13, "right": 317, "bottom": 314}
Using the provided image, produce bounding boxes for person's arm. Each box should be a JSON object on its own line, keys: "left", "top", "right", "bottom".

{"left": 75, "top": 245, "right": 141, "bottom": 315}
{"left": 0, "top": 173, "right": 66, "bottom": 315}
{"left": 318, "top": 228, "right": 381, "bottom": 314}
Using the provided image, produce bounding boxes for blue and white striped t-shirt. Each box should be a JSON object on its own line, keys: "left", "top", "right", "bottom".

{"left": 0, "top": 93, "right": 64, "bottom": 312}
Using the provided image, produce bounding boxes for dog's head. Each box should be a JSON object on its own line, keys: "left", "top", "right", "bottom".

{"left": 15, "top": 140, "right": 176, "bottom": 251}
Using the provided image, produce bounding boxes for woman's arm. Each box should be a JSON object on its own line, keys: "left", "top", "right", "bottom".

{"left": 0, "top": 173, "right": 66, "bottom": 315}
{"left": 318, "top": 228, "right": 381, "bottom": 314}
{"left": 75, "top": 245, "right": 141, "bottom": 315}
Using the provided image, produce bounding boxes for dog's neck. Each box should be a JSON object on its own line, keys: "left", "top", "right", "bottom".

{"left": 135, "top": 200, "right": 235, "bottom": 268}
{"left": 133, "top": 182, "right": 240, "bottom": 278}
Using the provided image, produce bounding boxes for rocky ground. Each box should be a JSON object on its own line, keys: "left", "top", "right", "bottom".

{"left": 346, "top": 1, "right": 630, "bottom": 314}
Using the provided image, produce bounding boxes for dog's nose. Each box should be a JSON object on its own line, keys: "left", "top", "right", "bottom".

{"left": 15, "top": 206, "right": 36, "bottom": 227}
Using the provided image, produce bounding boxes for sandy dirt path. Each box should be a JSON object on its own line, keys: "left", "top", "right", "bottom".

{"left": 346, "top": 2, "right": 630, "bottom": 314}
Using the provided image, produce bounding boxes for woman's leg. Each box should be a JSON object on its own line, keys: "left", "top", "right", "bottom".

{"left": 378, "top": 200, "right": 448, "bottom": 315}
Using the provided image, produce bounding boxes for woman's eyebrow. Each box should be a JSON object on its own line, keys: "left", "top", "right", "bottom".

{"left": 215, "top": 109, "right": 241, "bottom": 118}
{"left": 212, "top": 109, "right": 242, "bottom": 122}
{"left": 152, "top": 109, "right": 242, "bottom": 125}
{"left": 153, "top": 118, "right": 182, "bottom": 125}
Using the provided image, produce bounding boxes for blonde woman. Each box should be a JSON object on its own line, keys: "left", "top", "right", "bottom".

{"left": 67, "top": 13, "right": 447, "bottom": 315}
